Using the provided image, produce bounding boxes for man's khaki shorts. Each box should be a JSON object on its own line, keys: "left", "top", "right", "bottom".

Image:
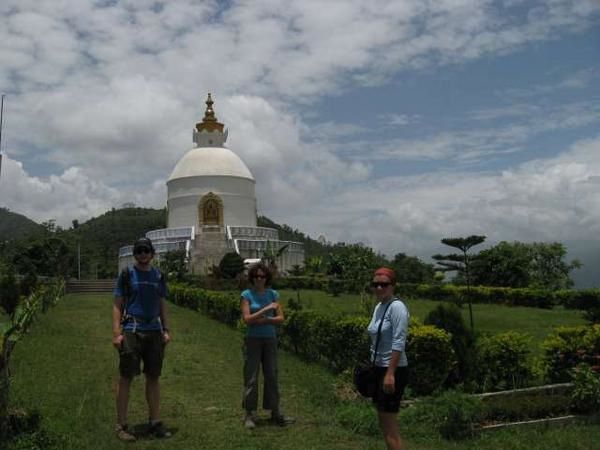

{"left": 118, "top": 330, "right": 165, "bottom": 378}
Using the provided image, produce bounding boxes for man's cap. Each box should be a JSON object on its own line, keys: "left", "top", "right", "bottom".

{"left": 133, "top": 237, "right": 155, "bottom": 253}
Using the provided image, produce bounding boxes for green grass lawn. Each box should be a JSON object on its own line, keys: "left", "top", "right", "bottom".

{"left": 8, "top": 293, "right": 600, "bottom": 449}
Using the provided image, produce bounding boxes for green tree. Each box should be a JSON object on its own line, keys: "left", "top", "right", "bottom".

{"left": 390, "top": 253, "right": 435, "bottom": 284}
{"left": 219, "top": 252, "right": 245, "bottom": 279}
{"left": 304, "top": 256, "right": 324, "bottom": 274}
{"left": 470, "top": 241, "right": 532, "bottom": 288}
{"left": 432, "top": 235, "right": 486, "bottom": 330}
{"left": 0, "top": 280, "right": 64, "bottom": 439}
{"left": 158, "top": 250, "right": 188, "bottom": 281}
{"left": 0, "top": 266, "right": 19, "bottom": 319}
{"left": 325, "top": 243, "right": 387, "bottom": 294}
{"left": 261, "top": 241, "right": 289, "bottom": 275}
{"left": 471, "top": 241, "right": 580, "bottom": 290}
{"left": 12, "top": 235, "right": 72, "bottom": 278}
{"left": 529, "top": 242, "right": 581, "bottom": 290}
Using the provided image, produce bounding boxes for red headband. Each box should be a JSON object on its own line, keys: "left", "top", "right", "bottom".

{"left": 374, "top": 267, "right": 396, "bottom": 284}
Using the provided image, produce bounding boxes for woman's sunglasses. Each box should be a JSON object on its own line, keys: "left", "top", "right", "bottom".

{"left": 134, "top": 247, "right": 151, "bottom": 255}
{"left": 370, "top": 281, "right": 392, "bottom": 288}
{"left": 253, "top": 275, "right": 266, "bottom": 279}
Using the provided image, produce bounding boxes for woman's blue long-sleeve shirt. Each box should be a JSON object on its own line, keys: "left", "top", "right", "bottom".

{"left": 367, "top": 298, "right": 409, "bottom": 367}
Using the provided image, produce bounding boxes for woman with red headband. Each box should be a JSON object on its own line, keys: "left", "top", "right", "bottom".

{"left": 367, "top": 267, "right": 410, "bottom": 450}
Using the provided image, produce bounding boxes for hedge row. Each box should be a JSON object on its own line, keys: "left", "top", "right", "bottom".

{"left": 276, "top": 277, "right": 600, "bottom": 311}
{"left": 168, "top": 283, "right": 600, "bottom": 394}
{"left": 398, "top": 283, "right": 600, "bottom": 310}
{"left": 168, "top": 282, "right": 456, "bottom": 395}
{"left": 180, "top": 273, "right": 600, "bottom": 311}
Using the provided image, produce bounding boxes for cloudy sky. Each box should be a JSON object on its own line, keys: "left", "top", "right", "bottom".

{"left": 1, "top": 0, "right": 599, "bottom": 279}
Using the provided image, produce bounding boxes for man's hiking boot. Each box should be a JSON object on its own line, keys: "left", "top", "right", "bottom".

{"left": 271, "top": 413, "right": 296, "bottom": 426}
{"left": 148, "top": 420, "right": 172, "bottom": 438}
{"left": 244, "top": 413, "right": 257, "bottom": 429}
{"left": 115, "top": 424, "right": 136, "bottom": 442}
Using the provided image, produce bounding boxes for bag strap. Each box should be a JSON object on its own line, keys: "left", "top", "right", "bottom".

{"left": 371, "top": 299, "right": 397, "bottom": 366}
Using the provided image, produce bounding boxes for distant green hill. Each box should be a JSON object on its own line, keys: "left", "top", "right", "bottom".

{"left": 0, "top": 207, "right": 44, "bottom": 241}
{"left": 69, "top": 207, "right": 167, "bottom": 277}
{"left": 258, "top": 215, "right": 331, "bottom": 258}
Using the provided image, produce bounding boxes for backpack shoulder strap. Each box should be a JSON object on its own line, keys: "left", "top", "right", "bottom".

{"left": 121, "top": 267, "right": 132, "bottom": 307}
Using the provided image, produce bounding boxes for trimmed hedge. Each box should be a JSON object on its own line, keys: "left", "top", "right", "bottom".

{"left": 168, "top": 283, "right": 456, "bottom": 395}
{"left": 407, "top": 325, "right": 456, "bottom": 395}
{"left": 397, "top": 283, "right": 555, "bottom": 309}
{"left": 179, "top": 274, "right": 600, "bottom": 312}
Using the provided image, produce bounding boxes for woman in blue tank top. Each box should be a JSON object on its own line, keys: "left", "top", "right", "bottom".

{"left": 240, "top": 263, "right": 294, "bottom": 429}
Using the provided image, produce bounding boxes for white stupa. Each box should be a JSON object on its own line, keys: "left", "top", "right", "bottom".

{"left": 118, "top": 94, "right": 304, "bottom": 274}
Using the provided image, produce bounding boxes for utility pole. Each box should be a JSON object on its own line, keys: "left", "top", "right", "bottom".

{"left": 78, "top": 241, "right": 81, "bottom": 280}
{"left": 0, "top": 94, "right": 5, "bottom": 182}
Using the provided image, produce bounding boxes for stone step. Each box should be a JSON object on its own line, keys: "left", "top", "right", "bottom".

{"left": 66, "top": 279, "right": 116, "bottom": 293}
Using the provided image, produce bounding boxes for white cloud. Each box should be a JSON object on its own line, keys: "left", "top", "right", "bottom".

{"left": 275, "top": 135, "right": 600, "bottom": 260}
{"left": 0, "top": 0, "right": 599, "bottom": 263}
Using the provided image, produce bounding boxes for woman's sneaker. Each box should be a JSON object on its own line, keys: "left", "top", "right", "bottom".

{"left": 244, "top": 413, "right": 257, "bottom": 429}
{"left": 271, "top": 412, "right": 295, "bottom": 426}
{"left": 115, "top": 424, "right": 136, "bottom": 442}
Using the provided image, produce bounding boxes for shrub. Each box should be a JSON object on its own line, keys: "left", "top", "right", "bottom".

{"left": 287, "top": 296, "right": 303, "bottom": 312}
{"left": 327, "top": 278, "right": 344, "bottom": 297}
{"left": 570, "top": 363, "right": 600, "bottom": 413}
{"left": 584, "top": 307, "right": 600, "bottom": 324}
{"left": 475, "top": 331, "right": 533, "bottom": 391}
{"left": 482, "top": 392, "right": 571, "bottom": 422}
{"left": 218, "top": 252, "right": 245, "bottom": 279}
{"left": 272, "top": 276, "right": 328, "bottom": 291}
{"left": 435, "top": 391, "right": 482, "bottom": 440}
{"left": 557, "top": 289, "right": 600, "bottom": 312}
{"left": 424, "top": 303, "right": 475, "bottom": 384}
{"left": 541, "top": 325, "right": 600, "bottom": 382}
{"left": 407, "top": 325, "right": 456, "bottom": 395}
{"left": 0, "top": 267, "right": 20, "bottom": 317}
{"left": 279, "top": 311, "right": 321, "bottom": 361}
{"left": 400, "top": 391, "right": 482, "bottom": 440}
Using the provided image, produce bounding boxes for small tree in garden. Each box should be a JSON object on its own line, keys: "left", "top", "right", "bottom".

{"left": 158, "top": 249, "right": 187, "bottom": 281}
{"left": 0, "top": 280, "right": 65, "bottom": 439}
{"left": 424, "top": 303, "right": 475, "bottom": 384}
{"left": 433, "top": 235, "right": 486, "bottom": 330}
{"left": 0, "top": 266, "right": 20, "bottom": 319}
{"left": 218, "top": 252, "right": 245, "bottom": 279}
{"left": 261, "top": 241, "right": 289, "bottom": 275}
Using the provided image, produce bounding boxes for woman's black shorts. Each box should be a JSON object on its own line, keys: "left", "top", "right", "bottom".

{"left": 371, "top": 366, "right": 409, "bottom": 413}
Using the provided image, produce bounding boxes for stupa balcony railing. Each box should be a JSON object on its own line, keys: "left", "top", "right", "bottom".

{"left": 146, "top": 227, "right": 195, "bottom": 242}
{"left": 118, "top": 240, "right": 189, "bottom": 258}
{"left": 227, "top": 226, "right": 279, "bottom": 240}
{"left": 234, "top": 239, "right": 304, "bottom": 253}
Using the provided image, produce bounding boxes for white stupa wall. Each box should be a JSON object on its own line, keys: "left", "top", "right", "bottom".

{"left": 167, "top": 175, "right": 257, "bottom": 228}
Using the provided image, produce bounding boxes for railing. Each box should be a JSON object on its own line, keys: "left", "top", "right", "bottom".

{"left": 227, "top": 226, "right": 279, "bottom": 240}
{"left": 118, "top": 240, "right": 188, "bottom": 257}
{"left": 234, "top": 239, "right": 304, "bottom": 252}
{"left": 146, "top": 227, "right": 195, "bottom": 242}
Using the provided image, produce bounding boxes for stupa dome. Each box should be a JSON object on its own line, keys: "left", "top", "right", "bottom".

{"left": 168, "top": 147, "right": 254, "bottom": 181}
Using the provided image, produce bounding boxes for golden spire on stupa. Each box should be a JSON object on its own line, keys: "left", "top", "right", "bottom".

{"left": 195, "top": 93, "right": 224, "bottom": 133}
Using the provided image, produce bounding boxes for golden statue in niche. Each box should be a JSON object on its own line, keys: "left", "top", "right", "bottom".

{"left": 199, "top": 192, "right": 223, "bottom": 226}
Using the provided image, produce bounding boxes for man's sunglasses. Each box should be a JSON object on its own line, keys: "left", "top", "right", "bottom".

{"left": 134, "top": 247, "right": 151, "bottom": 255}
{"left": 370, "top": 281, "right": 392, "bottom": 288}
